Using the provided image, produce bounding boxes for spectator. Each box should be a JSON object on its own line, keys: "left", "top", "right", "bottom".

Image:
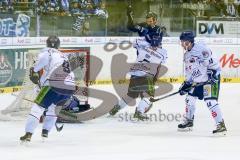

{"left": 48, "top": 0, "right": 60, "bottom": 12}
{"left": 70, "top": 0, "right": 81, "bottom": 15}
{"left": 60, "top": 0, "right": 70, "bottom": 12}
{"left": 95, "top": 1, "right": 108, "bottom": 18}
{"left": 81, "top": 20, "right": 91, "bottom": 36}
{"left": 196, "top": 0, "right": 205, "bottom": 17}
{"left": 91, "top": 0, "right": 102, "bottom": 9}
{"left": 225, "top": 0, "right": 239, "bottom": 17}
{"left": 204, "top": 0, "right": 226, "bottom": 18}
{"left": 0, "top": 0, "right": 13, "bottom": 13}
{"left": 78, "top": 0, "right": 89, "bottom": 15}
{"left": 37, "top": 0, "right": 59, "bottom": 14}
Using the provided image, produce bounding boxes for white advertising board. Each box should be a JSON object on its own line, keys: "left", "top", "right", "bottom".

{"left": 196, "top": 20, "right": 240, "bottom": 38}
{"left": 0, "top": 37, "right": 239, "bottom": 83}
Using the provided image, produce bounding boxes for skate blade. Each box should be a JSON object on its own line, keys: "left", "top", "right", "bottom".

{"left": 41, "top": 137, "right": 47, "bottom": 142}
{"left": 178, "top": 127, "right": 193, "bottom": 132}
{"left": 213, "top": 130, "right": 227, "bottom": 136}
{"left": 20, "top": 140, "right": 30, "bottom": 146}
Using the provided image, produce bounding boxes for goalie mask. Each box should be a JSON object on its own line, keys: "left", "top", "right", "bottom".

{"left": 46, "top": 35, "right": 60, "bottom": 49}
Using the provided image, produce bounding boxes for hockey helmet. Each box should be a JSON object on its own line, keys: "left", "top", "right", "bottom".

{"left": 46, "top": 35, "right": 60, "bottom": 49}
{"left": 179, "top": 31, "right": 195, "bottom": 43}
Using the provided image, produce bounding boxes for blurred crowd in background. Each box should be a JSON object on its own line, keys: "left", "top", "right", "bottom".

{"left": 179, "top": 0, "right": 239, "bottom": 18}
{"left": 0, "top": 0, "right": 239, "bottom": 37}
{"left": 0, "top": 0, "right": 108, "bottom": 17}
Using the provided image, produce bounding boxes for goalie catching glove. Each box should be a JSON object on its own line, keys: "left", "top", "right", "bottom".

{"left": 29, "top": 67, "right": 40, "bottom": 84}
{"left": 179, "top": 81, "right": 193, "bottom": 95}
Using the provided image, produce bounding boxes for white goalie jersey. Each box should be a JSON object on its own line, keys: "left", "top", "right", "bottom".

{"left": 184, "top": 42, "right": 221, "bottom": 83}
{"left": 33, "top": 48, "right": 75, "bottom": 89}
{"left": 129, "top": 38, "right": 168, "bottom": 77}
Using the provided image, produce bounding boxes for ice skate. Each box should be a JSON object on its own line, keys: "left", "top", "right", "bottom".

{"left": 134, "top": 110, "right": 149, "bottom": 121}
{"left": 20, "top": 132, "right": 32, "bottom": 144}
{"left": 41, "top": 129, "right": 48, "bottom": 142}
{"left": 178, "top": 118, "right": 193, "bottom": 132}
{"left": 213, "top": 121, "right": 227, "bottom": 136}
{"left": 109, "top": 104, "right": 121, "bottom": 116}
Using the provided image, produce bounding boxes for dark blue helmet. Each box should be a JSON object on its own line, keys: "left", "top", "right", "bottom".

{"left": 47, "top": 35, "right": 60, "bottom": 49}
{"left": 179, "top": 31, "right": 195, "bottom": 43}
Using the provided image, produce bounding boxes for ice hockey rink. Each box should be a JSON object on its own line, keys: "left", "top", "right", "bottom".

{"left": 0, "top": 84, "right": 239, "bottom": 160}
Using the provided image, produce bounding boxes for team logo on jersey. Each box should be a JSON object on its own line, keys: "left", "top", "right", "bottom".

{"left": 202, "top": 51, "right": 209, "bottom": 58}
{"left": 0, "top": 54, "right": 13, "bottom": 85}
{"left": 192, "top": 69, "right": 201, "bottom": 78}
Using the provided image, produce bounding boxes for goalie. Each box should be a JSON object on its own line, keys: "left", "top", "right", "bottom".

{"left": 20, "top": 35, "right": 77, "bottom": 143}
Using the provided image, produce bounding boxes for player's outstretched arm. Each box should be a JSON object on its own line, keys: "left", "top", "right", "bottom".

{"left": 126, "top": 5, "right": 147, "bottom": 34}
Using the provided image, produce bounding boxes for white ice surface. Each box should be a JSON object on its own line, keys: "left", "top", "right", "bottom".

{"left": 0, "top": 84, "right": 240, "bottom": 160}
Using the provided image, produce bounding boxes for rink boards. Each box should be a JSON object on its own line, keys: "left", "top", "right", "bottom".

{"left": 0, "top": 36, "right": 239, "bottom": 93}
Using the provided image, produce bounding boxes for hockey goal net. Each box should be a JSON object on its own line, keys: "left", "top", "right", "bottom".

{"left": 0, "top": 48, "right": 90, "bottom": 121}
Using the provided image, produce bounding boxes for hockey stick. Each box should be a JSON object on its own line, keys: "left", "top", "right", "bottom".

{"left": 149, "top": 82, "right": 207, "bottom": 102}
{"left": 149, "top": 91, "right": 179, "bottom": 102}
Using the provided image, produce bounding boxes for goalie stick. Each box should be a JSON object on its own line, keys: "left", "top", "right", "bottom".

{"left": 149, "top": 82, "right": 207, "bottom": 102}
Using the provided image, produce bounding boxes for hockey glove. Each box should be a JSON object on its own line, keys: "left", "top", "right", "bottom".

{"left": 207, "top": 69, "right": 219, "bottom": 84}
{"left": 179, "top": 81, "right": 193, "bottom": 95}
{"left": 29, "top": 67, "right": 40, "bottom": 84}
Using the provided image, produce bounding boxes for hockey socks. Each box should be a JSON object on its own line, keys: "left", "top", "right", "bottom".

{"left": 25, "top": 104, "right": 45, "bottom": 133}
{"left": 205, "top": 99, "right": 224, "bottom": 124}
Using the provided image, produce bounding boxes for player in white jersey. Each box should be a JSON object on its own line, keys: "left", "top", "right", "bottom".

{"left": 109, "top": 34, "right": 167, "bottom": 120}
{"left": 178, "top": 31, "right": 227, "bottom": 135}
{"left": 20, "top": 36, "right": 76, "bottom": 142}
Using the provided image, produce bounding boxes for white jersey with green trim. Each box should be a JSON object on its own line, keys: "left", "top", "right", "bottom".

{"left": 184, "top": 42, "right": 220, "bottom": 83}
{"left": 33, "top": 47, "right": 75, "bottom": 89}
{"left": 129, "top": 38, "right": 167, "bottom": 77}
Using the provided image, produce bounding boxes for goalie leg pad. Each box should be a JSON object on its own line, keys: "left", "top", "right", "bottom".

{"left": 25, "top": 104, "right": 45, "bottom": 133}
